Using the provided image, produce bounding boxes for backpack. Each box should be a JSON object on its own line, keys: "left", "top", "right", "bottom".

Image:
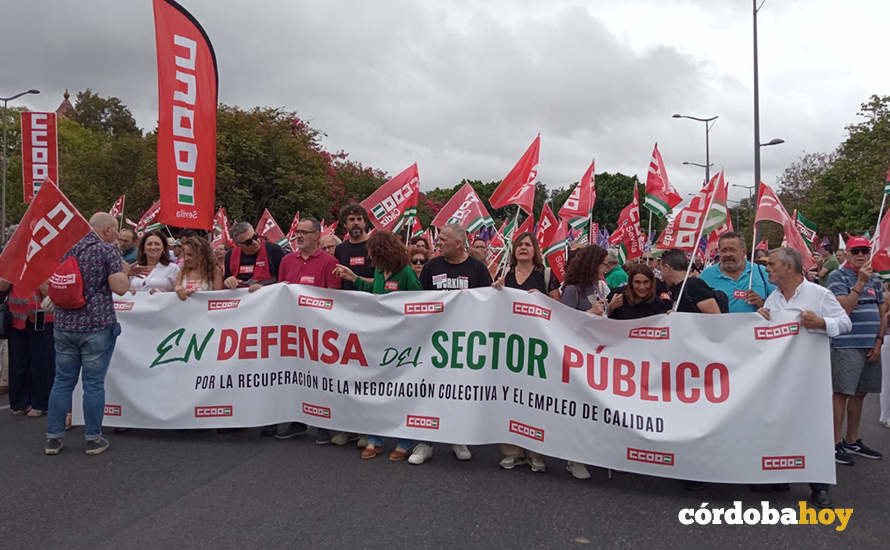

{"left": 48, "top": 256, "right": 87, "bottom": 309}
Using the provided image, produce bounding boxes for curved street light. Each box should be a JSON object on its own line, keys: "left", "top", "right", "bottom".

{"left": 672, "top": 113, "right": 718, "bottom": 185}
{"left": 2, "top": 88, "right": 41, "bottom": 245}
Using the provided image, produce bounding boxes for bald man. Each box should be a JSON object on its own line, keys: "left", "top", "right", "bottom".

{"left": 44, "top": 212, "right": 129, "bottom": 456}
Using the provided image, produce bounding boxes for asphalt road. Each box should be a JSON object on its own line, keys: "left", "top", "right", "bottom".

{"left": 1, "top": 392, "right": 888, "bottom": 549}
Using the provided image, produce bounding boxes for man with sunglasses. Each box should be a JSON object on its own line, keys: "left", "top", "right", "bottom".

{"left": 334, "top": 203, "right": 375, "bottom": 291}
{"left": 223, "top": 222, "right": 286, "bottom": 291}
{"left": 826, "top": 236, "right": 885, "bottom": 466}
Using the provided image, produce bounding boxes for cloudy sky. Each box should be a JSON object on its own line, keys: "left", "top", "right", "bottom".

{"left": 4, "top": 0, "right": 888, "bottom": 202}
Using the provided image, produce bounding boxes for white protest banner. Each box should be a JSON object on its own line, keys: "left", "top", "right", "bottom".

{"left": 74, "top": 285, "right": 835, "bottom": 484}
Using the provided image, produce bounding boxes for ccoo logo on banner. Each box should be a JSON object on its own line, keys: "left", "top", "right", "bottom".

{"left": 20, "top": 112, "right": 59, "bottom": 203}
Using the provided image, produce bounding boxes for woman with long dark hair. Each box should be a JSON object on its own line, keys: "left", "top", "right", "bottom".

{"left": 129, "top": 230, "right": 179, "bottom": 294}
{"left": 561, "top": 245, "right": 611, "bottom": 316}
{"left": 608, "top": 263, "right": 671, "bottom": 319}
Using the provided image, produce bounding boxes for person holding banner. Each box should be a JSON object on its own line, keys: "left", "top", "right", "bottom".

{"left": 607, "top": 263, "right": 671, "bottom": 320}
{"left": 659, "top": 249, "right": 721, "bottom": 314}
{"left": 700, "top": 232, "right": 774, "bottom": 313}
{"left": 44, "top": 213, "right": 129, "bottom": 456}
{"left": 275, "top": 217, "right": 342, "bottom": 443}
{"left": 558, "top": 244, "right": 611, "bottom": 480}
{"left": 758, "top": 247, "right": 852, "bottom": 508}
{"left": 174, "top": 236, "right": 223, "bottom": 300}
{"left": 223, "top": 222, "right": 286, "bottom": 290}
{"left": 492, "top": 231, "right": 560, "bottom": 472}
{"left": 412, "top": 223, "right": 492, "bottom": 464}
{"left": 334, "top": 230, "right": 421, "bottom": 461}
{"left": 826, "top": 236, "right": 885, "bottom": 466}
{"left": 128, "top": 230, "right": 179, "bottom": 294}
{"left": 334, "top": 204, "right": 375, "bottom": 291}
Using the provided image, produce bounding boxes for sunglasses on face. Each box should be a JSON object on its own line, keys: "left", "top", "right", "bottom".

{"left": 849, "top": 247, "right": 870, "bottom": 256}
{"left": 411, "top": 258, "right": 426, "bottom": 265}
{"left": 236, "top": 235, "right": 257, "bottom": 247}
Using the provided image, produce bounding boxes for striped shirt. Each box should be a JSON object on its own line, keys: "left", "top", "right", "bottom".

{"left": 827, "top": 266, "right": 883, "bottom": 348}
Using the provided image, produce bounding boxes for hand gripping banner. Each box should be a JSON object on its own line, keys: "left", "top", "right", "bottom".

{"left": 153, "top": 0, "right": 218, "bottom": 229}
{"left": 78, "top": 286, "right": 835, "bottom": 484}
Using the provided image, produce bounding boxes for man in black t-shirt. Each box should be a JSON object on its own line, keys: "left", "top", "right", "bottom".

{"left": 419, "top": 225, "right": 492, "bottom": 291}
{"left": 659, "top": 249, "right": 721, "bottom": 314}
{"left": 333, "top": 203, "right": 375, "bottom": 291}
{"left": 411, "top": 223, "right": 492, "bottom": 466}
{"left": 224, "top": 221, "right": 286, "bottom": 290}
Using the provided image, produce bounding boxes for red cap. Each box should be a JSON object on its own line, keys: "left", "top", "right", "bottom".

{"left": 846, "top": 236, "right": 871, "bottom": 249}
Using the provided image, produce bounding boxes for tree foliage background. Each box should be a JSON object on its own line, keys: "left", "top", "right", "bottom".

{"left": 4, "top": 90, "right": 887, "bottom": 244}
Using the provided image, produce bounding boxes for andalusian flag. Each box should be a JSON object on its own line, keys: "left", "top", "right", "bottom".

{"left": 793, "top": 210, "right": 818, "bottom": 248}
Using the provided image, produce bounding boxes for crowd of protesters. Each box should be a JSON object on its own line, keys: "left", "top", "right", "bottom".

{"left": 1, "top": 203, "right": 888, "bottom": 511}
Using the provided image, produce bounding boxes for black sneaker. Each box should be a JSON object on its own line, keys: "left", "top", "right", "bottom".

{"left": 274, "top": 422, "right": 308, "bottom": 440}
{"left": 844, "top": 439, "right": 882, "bottom": 460}
{"left": 44, "top": 438, "right": 64, "bottom": 455}
{"left": 315, "top": 428, "right": 331, "bottom": 445}
{"left": 835, "top": 442, "right": 855, "bottom": 465}
{"left": 85, "top": 437, "right": 110, "bottom": 455}
{"left": 260, "top": 425, "right": 277, "bottom": 437}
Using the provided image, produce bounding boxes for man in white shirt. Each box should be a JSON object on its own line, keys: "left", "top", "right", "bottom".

{"left": 757, "top": 247, "right": 852, "bottom": 509}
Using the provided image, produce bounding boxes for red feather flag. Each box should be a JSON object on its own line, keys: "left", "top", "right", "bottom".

{"left": 489, "top": 135, "right": 540, "bottom": 214}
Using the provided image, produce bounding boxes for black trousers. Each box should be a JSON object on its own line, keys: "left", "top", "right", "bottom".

{"left": 7, "top": 321, "right": 55, "bottom": 411}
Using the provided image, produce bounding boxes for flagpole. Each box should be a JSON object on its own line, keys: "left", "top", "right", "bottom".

{"left": 119, "top": 197, "right": 125, "bottom": 231}
{"left": 747, "top": 190, "right": 760, "bottom": 290}
{"left": 496, "top": 206, "right": 520, "bottom": 279}
{"left": 647, "top": 210, "right": 653, "bottom": 247}
{"left": 871, "top": 193, "right": 888, "bottom": 260}
{"left": 674, "top": 177, "right": 719, "bottom": 311}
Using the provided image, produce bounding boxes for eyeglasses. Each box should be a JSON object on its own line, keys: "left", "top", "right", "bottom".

{"left": 849, "top": 247, "right": 870, "bottom": 256}
{"left": 411, "top": 258, "right": 427, "bottom": 265}
{"left": 236, "top": 235, "right": 257, "bottom": 247}
{"left": 293, "top": 230, "right": 317, "bottom": 236}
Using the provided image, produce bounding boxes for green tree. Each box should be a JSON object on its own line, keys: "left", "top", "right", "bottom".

{"left": 73, "top": 89, "right": 141, "bottom": 138}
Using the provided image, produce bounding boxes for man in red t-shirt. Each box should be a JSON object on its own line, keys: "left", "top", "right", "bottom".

{"left": 275, "top": 217, "right": 341, "bottom": 442}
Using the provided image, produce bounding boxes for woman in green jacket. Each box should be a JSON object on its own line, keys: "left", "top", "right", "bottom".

{"left": 333, "top": 230, "right": 421, "bottom": 461}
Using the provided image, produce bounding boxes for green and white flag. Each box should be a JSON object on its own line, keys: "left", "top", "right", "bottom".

{"left": 793, "top": 211, "right": 818, "bottom": 248}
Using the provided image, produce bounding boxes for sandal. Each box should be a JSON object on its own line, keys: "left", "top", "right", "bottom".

{"left": 12, "top": 406, "right": 32, "bottom": 416}
{"left": 361, "top": 445, "right": 382, "bottom": 459}
{"left": 27, "top": 409, "right": 44, "bottom": 417}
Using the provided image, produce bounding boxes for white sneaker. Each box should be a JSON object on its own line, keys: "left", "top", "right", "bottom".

{"left": 529, "top": 454, "right": 546, "bottom": 473}
{"left": 357, "top": 435, "right": 369, "bottom": 448}
{"left": 498, "top": 454, "right": 526, "bottom": 469}
{"left": 880, "top": 420, "right": 890, "bottom": 429}
{"left": 567, "top": 461, "right": 590, "bottom": 479}
{"left": 408, "top": 443, "right": 433, "bottom": 465}
{"left": 452, "top": 444, "right": 472, "bottom": 461}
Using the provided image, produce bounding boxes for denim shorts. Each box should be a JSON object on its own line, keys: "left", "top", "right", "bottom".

{"left": 830, "top": 348, "right": 882, "bottom": 394}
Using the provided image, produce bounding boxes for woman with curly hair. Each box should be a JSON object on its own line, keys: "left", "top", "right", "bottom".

{"left": 561, "top": 244, "right": 611, "bottom": 316}
{"left": 558, "top": 244, "right": 610, "bottom": 481}
{"left": 334, "top": 230, "right": 421, "bottom": 461}
{"left": 607, "top": 263, "right": 671, "bottom": 319}
{"left": 174, "top": 236, "right": 223, "bottom": 300}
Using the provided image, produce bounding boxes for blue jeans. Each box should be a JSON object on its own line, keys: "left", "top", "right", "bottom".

{"left": 367, "top": 435, "right": 413, "bottom": 449}
{"left": 46, "top": 323, "right": 121, "bottom": 441}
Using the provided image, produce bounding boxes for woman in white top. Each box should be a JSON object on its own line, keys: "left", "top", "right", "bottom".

{"left": 129, "top": 230, "right": 180, "bottom": 294}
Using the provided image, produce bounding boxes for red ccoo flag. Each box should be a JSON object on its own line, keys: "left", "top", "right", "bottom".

{"left": 643, "top": 143, "right": 682, "bottom": 218}
{"left": 361, "top": 163, "right": 420, "bottom": 232}
{"left": 153, "top": 0, "right": 218, "bottom": 230}
{"left": 21, "top": 112, "right": 59, "bottom": 203}
{"left": 558, "top": 159, "right": 596, "bottom": 231}
{"left": 210, "top": 207, "right": 233, "bottom": 248}
{"left": 0, "top": 179, "right": 91, "bottom": 296}
{"left": 754, "top": 182, "right": 815, "bottom": 270}
{"left": 489, "top": 135, "right": 540, "bottom": 214}
{"left": 285, "top": 211, "right": 301, "bottom": 247}
{"left": 256, "top": 209, "right": 289, "bottom": 249}
{"left": 430, "top": 182, "right": 494, "bottom": 232}
{"left": 609, "top": 186, "right": 646, "bottom": 263}
{"left": 109, "top": 195, "right": 126, "bottom": 218}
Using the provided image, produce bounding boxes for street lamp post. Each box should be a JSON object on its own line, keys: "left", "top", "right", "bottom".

{"left": 673, "top": 113, "right": 718, "bottom": 185}
{"left": 1, "top": 88, "right": 40, "bottom": 246}
{"left": 682, "top": 161, "right": 715, "bottom": 188}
